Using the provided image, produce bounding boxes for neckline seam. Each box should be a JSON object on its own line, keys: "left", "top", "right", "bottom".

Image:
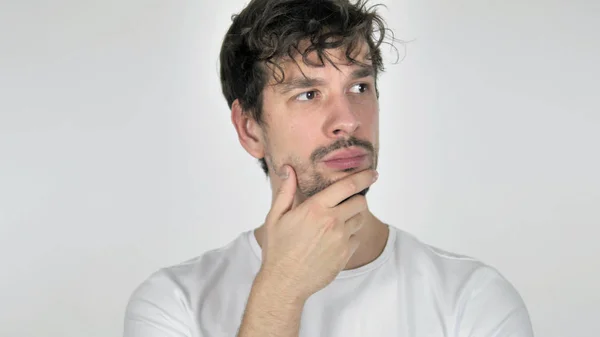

{"left": 246, "top": 225, "right": 397, "bottom": 279}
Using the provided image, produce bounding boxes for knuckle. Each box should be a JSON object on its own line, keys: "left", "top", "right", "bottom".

{"left": 345, "top": 181, "right": 357, "bottom": 194}
{"left": 335, "top": 228, "right": 345, "bottom": 240}
{"left": 341, "top": 245, "right": 351, "bottom": 258}
{"left": 349, "top": 219, "right": 360, "bottom": 231}
{"left": 321, "top": 215, "right": 337, "bottom": 229}
{"left": 356, "top": 218, "right": 365, "bottom": 229}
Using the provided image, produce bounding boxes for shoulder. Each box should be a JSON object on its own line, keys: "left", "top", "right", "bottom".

{"left": 393, "top": 227, "right": 534, "bottom": 336}
{"left": 124, "top": 231, "right": 253, "bottom": 337}
{"left": 394, "top": 227, "right": 526, "bottom": 303}
{"left": 124, "top": 267, "right": 192, "bottom": 337}
{"left": 394, "top": 227, "right": 490, "bottom": 283}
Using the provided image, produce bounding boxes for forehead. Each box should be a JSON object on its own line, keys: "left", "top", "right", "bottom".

{"left": 267, "top": 39, "right": 374, "bottom": 85}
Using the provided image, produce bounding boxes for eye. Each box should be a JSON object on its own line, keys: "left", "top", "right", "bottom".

{"left": 296, "top": 90, "right": 318, "bottom": 101}
{"left": 349, "top": 83, "right": 369, "bottom": 94}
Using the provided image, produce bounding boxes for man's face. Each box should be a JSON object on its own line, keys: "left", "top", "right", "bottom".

{"left": 259, "top": 42, "right": 379, "bottom": 202}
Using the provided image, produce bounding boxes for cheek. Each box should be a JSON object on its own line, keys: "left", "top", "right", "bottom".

{"left": 358, "top": 101, "right": 379, "bottom": 136}
{"left": 286, "top": 122, "right": 321, "bottom": 160}
{"left": 267, "top": 120, "right": 310, "bottom": 156}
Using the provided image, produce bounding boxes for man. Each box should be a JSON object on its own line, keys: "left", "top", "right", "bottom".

{"left": 124, "top": 0, "right": 534, "bottom": 336}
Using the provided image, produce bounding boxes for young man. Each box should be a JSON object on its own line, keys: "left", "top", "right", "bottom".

{"left": 124, "top": 0, "right": 534, "bottom": 336}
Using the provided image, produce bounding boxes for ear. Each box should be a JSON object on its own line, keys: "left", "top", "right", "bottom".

{"left": 231, "top": 99, "right": 265, "bottom": 160}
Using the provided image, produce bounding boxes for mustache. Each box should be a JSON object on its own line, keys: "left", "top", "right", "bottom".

{"left": 310, "top": 136, "right": 375, "bottom": 163}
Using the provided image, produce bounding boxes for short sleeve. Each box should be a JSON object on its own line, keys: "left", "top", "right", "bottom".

{"left": 123, "top": 270, "right": 192, "bottom": 337}
{"left": 456, "top": 267, "right": 534, "bottom": 337}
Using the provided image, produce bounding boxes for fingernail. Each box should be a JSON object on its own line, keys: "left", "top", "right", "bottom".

{"left": 373, "top": 171, "right": 379, "bottom": 182}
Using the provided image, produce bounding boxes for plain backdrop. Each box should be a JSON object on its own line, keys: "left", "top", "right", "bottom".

{"left": 1, "top": 0, "right": 598, "bottom": 336}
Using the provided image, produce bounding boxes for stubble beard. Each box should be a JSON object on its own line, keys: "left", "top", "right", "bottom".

{"left": 267, "top": 136, "right": 378, "bottom": 205}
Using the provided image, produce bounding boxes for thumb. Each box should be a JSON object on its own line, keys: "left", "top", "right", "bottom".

{"left": 266, "top": 165, "right": 297, "bottom": 225}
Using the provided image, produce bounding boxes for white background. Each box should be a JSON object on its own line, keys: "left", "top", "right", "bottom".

{"left": 1, "top": 0, "right": 598, "bottom": 336}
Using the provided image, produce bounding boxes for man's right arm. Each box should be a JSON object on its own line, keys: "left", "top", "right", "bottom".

{"left": 236, "top": 270, "right": 307, "bottom": 337}
{"left": 237, "top": 166, "right": 377, "bottom": 337}
{"left": 124, "top": 268, "right": 306, "bottom": 337}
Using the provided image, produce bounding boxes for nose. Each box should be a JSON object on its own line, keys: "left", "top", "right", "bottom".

{"left": 323, "top": 96, "right": 360, "bottom": 138}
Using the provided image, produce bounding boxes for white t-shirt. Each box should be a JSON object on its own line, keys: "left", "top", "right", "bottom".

{"left": 124, "top": 225, "right": 534, "bottom": 337}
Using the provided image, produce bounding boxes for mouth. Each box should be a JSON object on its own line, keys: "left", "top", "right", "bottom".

{"left": 320, "top": 147, "right": 369, "bottom": 170}
{"left": 322, "top": 155, "right": 368, "bottom": 170}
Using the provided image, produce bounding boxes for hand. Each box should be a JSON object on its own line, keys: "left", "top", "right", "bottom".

{"left": 258, "top": 165, "right": 379, "bottom": 302}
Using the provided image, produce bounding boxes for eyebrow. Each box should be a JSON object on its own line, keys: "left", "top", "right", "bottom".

{"left": 276, "top": 66, "right": 375, "bottom": 94}
{"left": 350, "top": 66, "right": 375, "bottom": 80}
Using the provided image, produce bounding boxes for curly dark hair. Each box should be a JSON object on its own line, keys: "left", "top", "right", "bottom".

{"left": 219, "top": 0, "right": 395, "bottom": 176}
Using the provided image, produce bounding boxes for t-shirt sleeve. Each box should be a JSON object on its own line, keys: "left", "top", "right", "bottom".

{"left": 456, "top": 267, "right": 534, "bottom": 337}
{"left": 123, "top": 270, "right": 192, "bottom": 337}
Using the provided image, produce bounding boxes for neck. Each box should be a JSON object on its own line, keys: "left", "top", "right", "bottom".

{"left": 253, "top": 209, "right": 389, "bottom": 271}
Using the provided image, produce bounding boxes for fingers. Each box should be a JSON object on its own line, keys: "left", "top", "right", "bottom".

{"left": 335, "top": 194, "right": 368, "bottom": 221}
{"left": 344, "top": 211, "right": 364, "bottom": 236}
{"left": 343, "top": 234, "right": 361, "bottom": 264}
{"left": 312, "top": 169, "right": 378, "bottom": 208}
{"left": 265, "top": 165, "right": 297, "bottom": 225}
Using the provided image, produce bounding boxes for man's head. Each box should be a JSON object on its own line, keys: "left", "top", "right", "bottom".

{"left": 220, "top": 0, "right": 390, "bottom": 202}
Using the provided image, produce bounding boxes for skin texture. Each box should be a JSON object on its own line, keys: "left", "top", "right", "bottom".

{"left": 232, "top": 41, "right": 390, "bottom": 337}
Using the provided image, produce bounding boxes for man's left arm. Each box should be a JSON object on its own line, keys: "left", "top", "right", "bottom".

{"left": 455, "top": 267, "right": 534, "bottom": 337}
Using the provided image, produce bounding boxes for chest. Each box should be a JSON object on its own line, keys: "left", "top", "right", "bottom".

{"left": 191, "top": 274, "right": 451, "bottom": 337}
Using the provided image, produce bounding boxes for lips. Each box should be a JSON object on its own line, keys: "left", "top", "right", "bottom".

{"left": 320, "top": 147, "right": 369, "bottom": 170}
{"left": 321, "top": 147, "right": 368, "bottom": 162}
